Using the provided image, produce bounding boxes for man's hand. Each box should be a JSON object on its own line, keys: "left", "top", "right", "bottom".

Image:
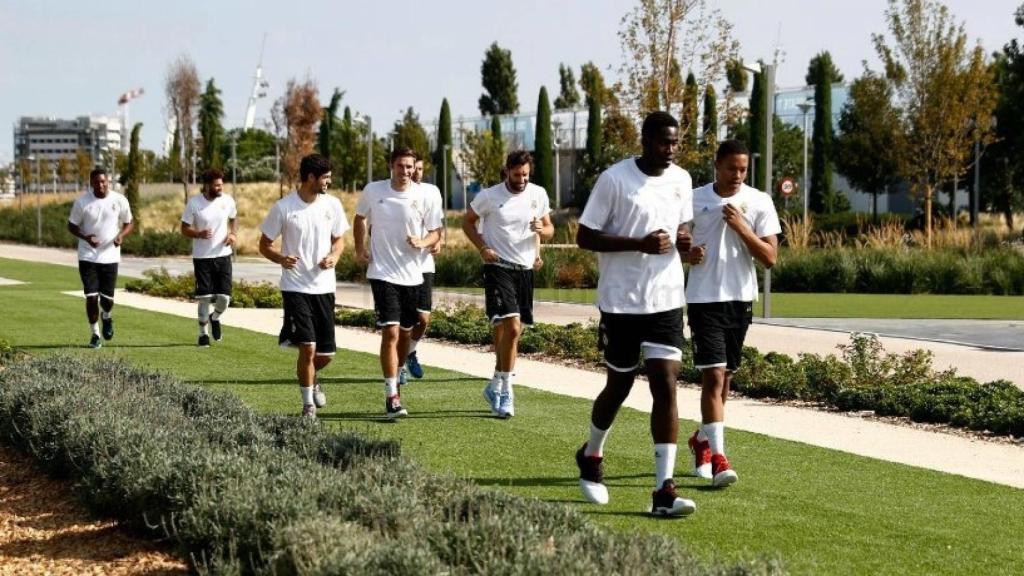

{"left": 407, "top": 235, "right": 427, "bottom": 249}
{"left": 429, "top": 241, "right": 442, "bottom": 255}
{"left": 280, "top": 255, "right": 301, "bottom": 270}
{"left": 85, "top": 234, "right": 100, "bottom": 248}
{"left": 355, "top": 249, "right": 370, "bottom": 266}
{"left": 533, "top": 256, "right": 544, "bottom": 270}
{"left": 112, "top": 235, "right": 124, "bottom": 247}
{"left": 479, "top": 247, "right": 499, "bottom": 263}
{"left": 723, "top": 204, "right": 749, "bottom": 233}
{"left": 676, "top": 228, "right": 692, "bottom": 253}
{"left": 318, "top": 254, "right": 338, "bottom": 269}
{"left": 688, "top": 244, "right": 707, "bottom": 265}
{"left": 197, "top": 228, "right": 214, "bottom": 239}
{"left": 225, "top": 232, "right": 237, "bottom": 246}
{"left": 639, "top": 229, "right": 672, "bottom": 255}
{"left": 529, "top": 217, "right": 543, "bottom": 233}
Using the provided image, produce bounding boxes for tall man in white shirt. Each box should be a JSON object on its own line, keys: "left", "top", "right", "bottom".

{"left": 67, "top": 168, "right": 134, "bottom": 348}
{"left": 685, "top": 139, "right": 780, "bottom": 487}
{"left": 462, "top": 150, "right": 554, "bottom": 419}
{"left": 404, "top": 155, "right": 445, "bottom": 379}
{"left": 181, "top": 169, "right": 238, "bottom": 347}
{"left": 574, "top": 111, "right": 697, "bottom": 517}
{"left": 354, "top": 147, "right": 442, "bottom": 419}
{"left": 259, "top": 154, "right": 349, "bottom": 419}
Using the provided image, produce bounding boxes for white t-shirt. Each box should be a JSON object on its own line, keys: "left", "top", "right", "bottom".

{"left": 578, "top": 158, "right": 693, "bottom": 314}
{"left": 260, "top": 191, "right": 350, "bottom": 294}
{"left": 181, "top": 193, "right": 238, "bottom": 259}
{"left": 356, "top": 180, "right": 443, "bottom": 286}
{"left": 415, "top": 182, "right": 444, "bottom": 274}
{"left": 68, "top": 191, "right": 133, "bottom": 264}
{"left": 470, "top": 182, "right": 551, "bottom": 267}
{"left": 685, "top": 183, "right": 782, "bottom": 304}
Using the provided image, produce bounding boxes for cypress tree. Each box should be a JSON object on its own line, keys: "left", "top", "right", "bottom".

{"left": 579, "top": 95, "right": 603, "bottom": 208}
{"left": 533, "top": 86, "right": 554, "bottom": 201}
{"left": 806, "top": 52, "right": 843, "bottom": 213}
{"left": 197, "top": 78, "right": 224, "bottom": 170}
{"left": 436, "top": 99, "right": 453, "bottom": 204}
{"left": 318, "top": 88, "right": 343, "bottom": 166}
{"left": 703, "top": 84, "right": 718, "bottom": 147}
{"left": 124, "top": 123, "right": 143, "bottom": 228}
{"left": 491, "top": 114, "right": 502, "bottom": 144}
{"left": 749, "top": 70, "right": 766, "bottom": 190}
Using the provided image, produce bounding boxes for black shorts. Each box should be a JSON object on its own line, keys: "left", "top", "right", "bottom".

{"left": 483, "top": 264, "right": 534, "bottom": 325}
{"left": 687, "top": 301, "right": 753, "bottom": 372}
{"left": 78, "top": 261, "right": 118, "bottom": 299}
{"left": 370, "top": 280, "right": 419, "bottom": 330}
{"left": 279, "top": 291, "right": 337, "bottom": 355}
{"left": 598, "top": 307, "right": 685, "bottom": 372}
{"left": 416, "top": 272, "right": 434, "bottom": 313}
{"left": 193, "top": 255, "right": 233, "bottom": 298}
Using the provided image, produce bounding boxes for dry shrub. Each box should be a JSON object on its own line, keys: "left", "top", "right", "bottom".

{"left": 782, "top": 214, "right": 812, "bottom": 250}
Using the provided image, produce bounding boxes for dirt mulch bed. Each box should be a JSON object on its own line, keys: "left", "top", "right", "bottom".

{"left": 0, "top": 444, "right": 187, "bottom": 575}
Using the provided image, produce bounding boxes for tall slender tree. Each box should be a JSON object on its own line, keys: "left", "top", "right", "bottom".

{"left": 805, "top": 52, "right": 844, "bottom": 213}
{"left": 479, "top": 42, "right": 519, "bottom": 115}
{"left": 435, "top": 99, "right": 453, "bottom": 204}
{"left": 678, "top": 71, "right": 700, "bottom": 167}
{"left": 554, "top": 63, "right": 581, "bottom": 109}
{"left": 748, "top": 69, "right": 766, "bottom": 190}
{"left": 124, "top": 123, "right": 143, "bottom": 228}
{"left": 318, "top": 88, "right": 344, "bottom": 171}
{"left": 579, "top": 95, "right": 604, "bottom": 207}
{"left": 533, "top": 86, "right": 554, "bottom": 200}
{"left": 198, "top": 78, "right": 225, "bottom": 170}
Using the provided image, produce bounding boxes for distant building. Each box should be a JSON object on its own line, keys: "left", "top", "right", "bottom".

{"left": 12, "top": 115, "right": 122, "bottom": 193}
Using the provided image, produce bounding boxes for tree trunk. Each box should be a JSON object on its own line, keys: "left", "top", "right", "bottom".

{"left": 949, "top": 176, "right": 957, "bottom": 229}
{"left": 925, "top": 185, "right": 933, "bottom": 248}
{"left": 872, "top": 191, "right": 879, "bottom": 223}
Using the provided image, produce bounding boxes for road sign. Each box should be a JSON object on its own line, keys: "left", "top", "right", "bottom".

{"left": 778, "top": 177, "right": 797, "bottom": 198}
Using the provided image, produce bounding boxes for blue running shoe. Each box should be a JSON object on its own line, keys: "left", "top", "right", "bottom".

{"left": 406, "top": 351, "right": 424, "bottom": 379}
{"left": 482, "top": 384, "right": 500, "bottom": 415}
{"left": 399, "top": 367, "right": 408, "bottom": 387}
{"left": 498, "top": 391, "right": 515, "bottom": 418}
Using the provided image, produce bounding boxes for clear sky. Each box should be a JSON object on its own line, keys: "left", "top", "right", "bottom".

{"left": 1, "top": 0, "right": 1020, "bottom": 163}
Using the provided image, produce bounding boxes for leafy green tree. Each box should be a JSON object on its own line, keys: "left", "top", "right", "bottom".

{"left": 579, "top": 61, "right": 616, "bottom": 107}
{"left": 479, "top": 42, "right": 519, "bottom": 115}
{"left": 692, "top": 84, "right": 718, "bottom": 184}
{"left": 318, "top": 88, "right": 344, "bottom": 176}
{"left": 734, "top": 115, "right": 806, "bottom": 207}
{"left": 124, "top": 123, "right": 143, "bottom": 227}
{"left": 602, "top": 108, "right": 640, "bottom": 163}
{"left": 835, "top": 70, "right": 904, "bottom": 221}
{"left": 554, "top": 63, "right": 581, "bottom": 109}
{"left": 197, "top": 78, "right": 224, "bottom": 170}
{"left": 392, "top": 107, "right": 430, "bottom": 170}
{"left": 578, "top": 95, "right": 604, "bottom": 207}
{"left": 461, "top": 129, "right": 504, "bottom": 187}
{"left": 220, "top": 128, "right": 278, "bottom": 182}
{"left": 434, "top": 98, "right": 453, "bottom": 204}
{"left": 679, "top": 71, "right": 700, "bottom": 167}
{"left": 490, "top": 114, "right": 502, "bottom": 145}
{"left": 805, "top": 52, "right": 843, "bottom": 213}
{"left": 336, "top": 106, "right": 365, "bottom": 190}
{"left": 533, "top": 86, "right": 554, "bottom": 200}
{"left": 748, "top": 69, "right": 766, "bottom": 190}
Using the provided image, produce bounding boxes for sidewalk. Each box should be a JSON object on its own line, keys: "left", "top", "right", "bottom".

{"left": 65, "top": 290, "right": 1024, "bottom": 490}
{"left": 6, "top": 243, "right": 1020, "bottom": 389}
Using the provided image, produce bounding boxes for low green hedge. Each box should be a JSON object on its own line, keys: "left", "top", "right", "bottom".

{"left": 338, "top": 307, "right": 1024, "bottom": 438}
{"left": 125, "top": 267, "right": 283, "bottom": 308}
{"left": 0, "top": 354, "right": 780, "bottom": 575}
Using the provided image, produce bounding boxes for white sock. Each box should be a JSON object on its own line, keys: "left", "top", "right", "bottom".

{"left": 408, "top": 339, "right": 418, "bottom": 354}
{"left": 300, "top": 386, "right": 314, "bottom": 406}
{"left": 702, "top": 422, "right": 725, "bottom": 455}
{"left": 696, "top": 428, "right": 709, "bottom": 442}
{"left": 90, "top": 322, "right": 99, "bottom": 336}
{"left": 584, "top": 423, "right": 610, "bottom": 457}
{"left": 198, "top": 323, "right": 209, "bottom": 336}
{"left": 198, "top": 300, "right": 211, "bottom": 324}
{"left": 499, "top": 372, "right": 514, "bottom": 394}
{"left": 213, "top": 294, "right": 230, "bottom": 316}
{"left": 100, "top": 310, "right": 111, "bottom": 320}
{"left": 654, "top": 443, "right": 678, "bottom": 488}
{"left": 384, "top": 377, "right": 399, "bottom": 397}
{"left": 488, "top": 370, "right": 502, "bottom": 392}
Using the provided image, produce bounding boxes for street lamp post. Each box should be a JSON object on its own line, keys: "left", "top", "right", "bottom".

{"left": 230, "top": 132, "right": 238, "bottom": 191}
{"left": 365, "top": 115, "right": 373, "bottom": 187}
{"left": 797, "top": 100, "right": 814, "bottom": 222}
{"left": 442, "top": 144, "right": 450, "bottom": 215}
{"left": 554, "top": 138, "right": 562, "bottom": 210}
{"left": 28, "top": 155, "right": 42, "bottom": 246}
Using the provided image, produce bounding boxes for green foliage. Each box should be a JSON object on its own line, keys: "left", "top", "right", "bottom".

{"left": 123, "top": 123, "right": 143, "bottom": 227}
{"left": 579, "top": 61, "right": 616, "bottom": 107}
{"left": 318, "top": 87, "right": 344, "bottom": 172}
{"left": 434, "top": 99, "right": 453, "bottom": 205}
{"left": 982, "top": 7, "right": 1024, "bottom": 230}
{"left": 806, "top": 52, "right": 842, "bottom": 213}
{"left": 748, "top": 69, "right": 766, "bottom": 190}
{"left": 0, "top": 354, "right": 767, "bottom": 575}
{"left": 578, "top": 96, "right": 604, "bottom": 208}
{"left": 534, "top": 86, "right": 555, "bottom": 200}
{"left": 478, "top": 42, "right": 519, "bottom": 115}
{"left": 197, "top": 78, "right": 225, "bottom": 170}
{"left": 392, "top": 107, "right": 431, "bottom": 171}
{"left": 461, "top": 128, "right": 505, "bottom": 188}
{"left": 490, "top": 114, "right": 502, "bottom": 143}
{"left": 726, "top": 59, "right": 748, "bottom": 93}
{"left": 125, "top": 268, "right": 283, "bottom": 307}
{"left": 734, "top": 116, "right": 806, "bottom": 201}
{"left": 554, "top": 63, "right": 581, "bottom": 109}
{"left": 602, "top": 107, "right": 640, "bottom": 163}
{"left": 221, "top": 128, "right": 278, "bottom": 183}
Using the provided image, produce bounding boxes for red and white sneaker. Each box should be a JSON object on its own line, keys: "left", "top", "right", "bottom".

{"left": 711, "top": 454, "right": 738, "bottom": 488}
{"left": 688, "top": 430, "right": 712, "bottom": 479}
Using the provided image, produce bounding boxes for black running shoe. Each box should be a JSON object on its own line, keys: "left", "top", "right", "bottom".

{"left": 575, "top": 444, "right": 609, "bottom": 504}
{"left": 210, "top": 318, "right": 222, "bottom": 341}
{"left": 385, "top": 395, "right": 408, "bottom": 419}
{"left": 651, "top": 480, "right": 696, "bottom": 517}
{"left": 198, "top": 334, "right": 211, "bottom": 347}
{"left": 101, "top": 316, "right": 113, "bottom": 340}
{"left": 89, "top": 334, "right": 102, "bottom": 349}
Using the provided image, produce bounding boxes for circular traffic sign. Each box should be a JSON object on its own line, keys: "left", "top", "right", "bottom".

{"left": 778, "top": 177, "right": 797, "bottom": 197}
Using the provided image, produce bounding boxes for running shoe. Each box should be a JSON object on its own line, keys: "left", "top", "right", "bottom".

{"left": 406, "top": 350, "right": 424, "bottom": 379}
{"left": 575, "top": 444, "right": 609, "bottom": 505}
{"left": 651, "top": 479, "right": 696, "bottom": 517}
{"left": 711, "top": 454, "right": 738, "bottom": 488}
{"left": 688, "top": 430, "right": 713, "bottom": 479}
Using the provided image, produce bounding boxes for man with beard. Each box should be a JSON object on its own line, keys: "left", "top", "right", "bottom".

{"left": 181, "top": 168, "right": 238, "bottom": 347}
{"left": 259, "top": 154, "right": 349, "bottom": 419}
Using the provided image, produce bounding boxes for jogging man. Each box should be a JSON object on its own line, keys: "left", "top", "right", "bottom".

{"left": 404, "top": 155, "right": 445, "bottom": 379}
{"left": 461, "top": 150, "right": 553, "bottom": 419}
{"left": 67, "top": 167, "right": 134, "bottom": 348}
{"left": 259, "top": 154, "right": 348, "bottom": 419}
{"left": 181, "top": 168, "right": 238, "bottom": 347}
{"left": 354, "top": 147, "right": 442, "bottom": 419}
{"left": 573, "top": 111, "right": 696, "bottom": 517}
{"left": 685, "top": 139, "right": 780, "bottom": 487}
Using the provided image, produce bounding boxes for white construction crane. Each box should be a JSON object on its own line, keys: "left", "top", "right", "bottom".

{"left": 243, "top": 35, "right": 270, "bottom": 130}
{"left": 117, "top": 87, "right": 145, "bottom": 153}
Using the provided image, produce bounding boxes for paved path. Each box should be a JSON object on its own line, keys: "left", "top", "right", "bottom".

{"left": 5, "top": 243, "right": 1020, "bottom": 389}
{"left": 762, "top": 317, "right": 1024, "bottom": 352}
{"left": 62, "top": 290, "right": 1024, "bottom": 490}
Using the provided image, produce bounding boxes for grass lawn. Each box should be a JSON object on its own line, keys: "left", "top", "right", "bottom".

{"left": 441, "top": 286, "right": 1024, "bottom": 320}
{"left": 2, "top": 257, "right": 1022, "bottom": 575}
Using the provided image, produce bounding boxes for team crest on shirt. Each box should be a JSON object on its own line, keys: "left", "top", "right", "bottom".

{"left": 739, "top": 202, "right": 749, "bottom": 213}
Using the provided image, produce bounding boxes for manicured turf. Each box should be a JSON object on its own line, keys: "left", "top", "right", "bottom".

{"left": 2, "top": 257, "right": 1022, "bottom": 575}
{"left": 442, "top": 286, "right": 1024, "bottom": 320}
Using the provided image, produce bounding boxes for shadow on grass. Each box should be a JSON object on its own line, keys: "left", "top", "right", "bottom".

{"left": 472, "top": 472, "right": 652, "bottom": 489}
{"left": 188, "top": 377, "right": 379, "bottom": 386}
